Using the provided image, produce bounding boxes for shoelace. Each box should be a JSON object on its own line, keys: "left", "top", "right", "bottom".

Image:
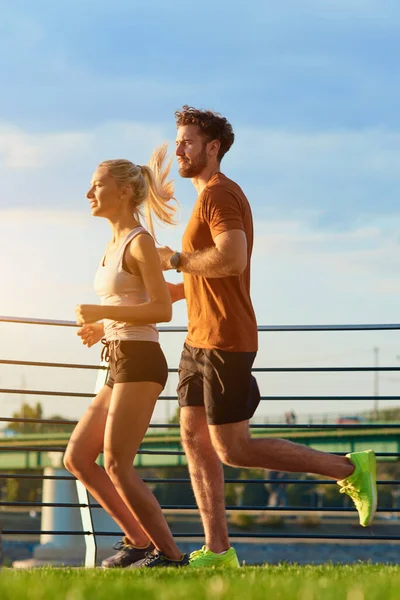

{"left": 112, "top": 540, "right": 126, "bottom": 551}
{"left": 340, "top": 485, "right": 361, "bottom": 506}
{"left": 189, "top": 546, "right": 206, "bottom": 560}
{"left": 142, "top": 551, "right": 160, "bottom": 566}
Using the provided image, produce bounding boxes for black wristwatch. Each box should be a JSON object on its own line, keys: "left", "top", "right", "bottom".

{"left": 170, "top": 252, "right": 182, "bottom": 273}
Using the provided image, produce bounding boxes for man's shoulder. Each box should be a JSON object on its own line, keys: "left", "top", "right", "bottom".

{"left": 204, "top": 173, "right": 247, "bottom": 201}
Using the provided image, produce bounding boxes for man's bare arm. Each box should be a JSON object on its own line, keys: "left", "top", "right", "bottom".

{"left": 159, "top": 230, "right": 247, "bottom": 279}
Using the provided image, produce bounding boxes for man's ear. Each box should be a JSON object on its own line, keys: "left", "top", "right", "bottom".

{"left": 207, "top": 138, "right": 221, "bottom": 158}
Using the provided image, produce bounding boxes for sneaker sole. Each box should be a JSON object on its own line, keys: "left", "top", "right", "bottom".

{"left": 189, "top": 558, "right": 240, "bottom": 569}
{"left": 364, "top": 449, "right": 378, "bottom": 526}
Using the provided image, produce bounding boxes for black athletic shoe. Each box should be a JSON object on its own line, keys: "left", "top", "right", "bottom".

{"left": 101, "top": 537, "right": 155, "bottom": 568}
{"left": 129, "top": 550, "right": 189, "bottom": 569}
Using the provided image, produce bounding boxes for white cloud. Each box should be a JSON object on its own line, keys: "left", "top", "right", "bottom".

{"left": 0, "top": 126, "right": 91, "bottom": 168}
{"left": 0, "top": 208, "right": 89, "bottom": 224}
{"left": 0, "top": 121, "right": 173, "bottom": 170}
{"left": 230, "top": 127, "right": 400, "bottom": 179}
{"left": 253, "top": 216, "right": 400, "bottom": 309}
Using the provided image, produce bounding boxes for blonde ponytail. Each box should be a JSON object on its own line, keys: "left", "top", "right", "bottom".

{"left": 99, "top": 143, "right": 178, "bottom": 240}
{"left": 140, "top": 144, "right": 177, "bottom": 239}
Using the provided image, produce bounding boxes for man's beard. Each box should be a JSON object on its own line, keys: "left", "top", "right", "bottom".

{"left": 178, "top": 146, "right": 208, "bottom": 178}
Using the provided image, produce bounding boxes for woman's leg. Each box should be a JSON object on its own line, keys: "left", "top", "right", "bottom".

{"left": 103, "top": 381, "right": 182, "bottom": 560}
{"left": 63, "top": 384, "right": 150, "bottom": 547}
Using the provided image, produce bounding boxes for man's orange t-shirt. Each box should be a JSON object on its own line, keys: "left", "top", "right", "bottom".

{"left": 182, "top": 172, "right": 258, "bottom": 352}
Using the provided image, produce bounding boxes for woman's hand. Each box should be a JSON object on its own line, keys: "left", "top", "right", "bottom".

{"left": 75, "top": 304, "right": 105, "bottom": 325}
{"left": 167, "top": 282, "right": 185, "bottom": 303}
{"left": 77, "top": 322, "right": 105, "bottom": 348}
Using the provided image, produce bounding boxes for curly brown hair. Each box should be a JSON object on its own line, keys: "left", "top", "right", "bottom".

{"left": 174, "top": 105, "right": 235, "bottom": 162}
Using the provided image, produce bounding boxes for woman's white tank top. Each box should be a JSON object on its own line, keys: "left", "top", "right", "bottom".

{"left": 93, "top": 227, "right": 159, "bottom": 343}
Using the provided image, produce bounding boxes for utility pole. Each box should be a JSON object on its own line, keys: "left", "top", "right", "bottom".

{"left": 165, "top": 378, "right": 171, "bottom": 424}
{"left": 373, "top": 346, "right": 379, "bottom": 420}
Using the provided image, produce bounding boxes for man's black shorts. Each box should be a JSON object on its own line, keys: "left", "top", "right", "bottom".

{"left": 177, "top": 342, "right": 260, "bottom": 425}
{"left": 104, "top": 340, "right": 168, "bottom": 389}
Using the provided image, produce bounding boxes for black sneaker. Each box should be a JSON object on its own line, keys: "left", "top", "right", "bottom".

{"left": 129, "top": 550, "right": 189, "bottom": 569}
{"left": 101, "top": 537, "right": 155, "bottom": 568}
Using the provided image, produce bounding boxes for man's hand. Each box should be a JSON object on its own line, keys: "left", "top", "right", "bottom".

{"left": 157, "top": 246, "right": 175, "bottom": 271}
{"left": 75, "top": 304, "right": 105, "bottom": 325}
{"left": 77, "top": 323, "right": 105, "bottom": 347}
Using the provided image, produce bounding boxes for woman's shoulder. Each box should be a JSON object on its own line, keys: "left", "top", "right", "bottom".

{"left": 127, "top": 229, "right": 156, "bottom": 258}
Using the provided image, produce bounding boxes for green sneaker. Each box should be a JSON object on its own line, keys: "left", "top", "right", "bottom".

{"left": 337, "top": 449, "right": 377, "bottom": 527}
{"left": 189, "top": 545, "right": 240, "bottom": 568}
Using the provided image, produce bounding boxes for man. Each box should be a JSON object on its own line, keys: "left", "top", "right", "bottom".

{"left": 158, "top": 105, "right": 377, "bottom": 568}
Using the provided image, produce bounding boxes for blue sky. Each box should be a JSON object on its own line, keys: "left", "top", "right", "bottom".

{"left": 1, "top": 0, "right": 400, "bottom": 422}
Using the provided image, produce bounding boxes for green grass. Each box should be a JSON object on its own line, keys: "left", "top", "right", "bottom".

{"left": 2, "top": 565, "right": 400, "bottom": 600}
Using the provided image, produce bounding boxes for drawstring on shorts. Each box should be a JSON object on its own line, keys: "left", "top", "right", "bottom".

{"left": 101, "top": 339, "right": 120, "bottom": 363}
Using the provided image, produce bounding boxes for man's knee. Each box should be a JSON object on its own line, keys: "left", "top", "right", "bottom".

{"left": 213, "top": 441, "right": 248, "bottom": 467}
{"left": 210, "top": 426, "right": 252, "bottom": 467}
{"left": 180, "top": 423, "right": 208, "bottom": 452}
{"left": 180, "top": 408, "right": 209, "bottom": 450}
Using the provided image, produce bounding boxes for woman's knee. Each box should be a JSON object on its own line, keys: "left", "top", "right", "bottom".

{"left": 104, "top": 454, "right": 130, "bottom": 484}
{"left": 63, "top": 448, "right": 91, "bottom": 476}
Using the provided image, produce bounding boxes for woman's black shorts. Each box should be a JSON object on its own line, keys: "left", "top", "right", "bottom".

{"left": 102, "top": 340, "right": 168, "bottom": 389}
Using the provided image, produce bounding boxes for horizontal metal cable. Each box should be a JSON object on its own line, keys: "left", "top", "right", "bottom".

{"left": 0, "top": 472, "right": 399, "bottom": 485}
{"left": 0, "top": 417, "right": 78, "bottom": 426}
{"left": 0, "top": 473, "right": 78, "bottom": 480}
{"left": 0, "top": 446, "right": 185, "bottom": 454}
{"left": 0, "top": 388, "right": 95, "bottom": 398}
{"left": 3, "top": 358, "right": 400, "bottom": 374}
{"left": 0, "top": 359, "right": 107, "bottom": 370}
{"left": 0, "top": 446, "right": 184, "bottom": 454}
{"left": 3, "top": 530, "right": 400, "bottom": 540}
{"left": 2, "top": 387, "right": 400, "bottom": 402}
{"left": 0, "top": 316, "right": 79, "bottom": 328}
{"left": 2, "top": 416, "right": 400, "bottom": 430}
{"left": 0, "top": 417, "right": 179, "bottom": 427}
{"left": 0, "top": 447, "right": 400, "bottom": 459}
{"left": 2, "top": 315, "right": 400, "bottom": 332}
{"left": 1, "top": 501, "right": 400, "bottom": 512}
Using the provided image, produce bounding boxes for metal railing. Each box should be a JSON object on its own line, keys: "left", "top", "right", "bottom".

{"left": 1, "top": 315, "right": 400, "bottom": 567}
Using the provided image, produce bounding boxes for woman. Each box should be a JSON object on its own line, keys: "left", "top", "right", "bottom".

{"left": 64, "top": 145, "right": 188, "bottom": 569}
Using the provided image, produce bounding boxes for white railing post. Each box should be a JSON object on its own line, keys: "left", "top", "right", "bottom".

{"left": 75, "top": 357, "right": 109, "bottom": 568}
{"left": 76, "top": 481, "right": 97, "bottom": 568}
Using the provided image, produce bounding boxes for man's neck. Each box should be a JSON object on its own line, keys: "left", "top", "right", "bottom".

{"left": 191, "top": 163, "right": 221, "bottom": 195}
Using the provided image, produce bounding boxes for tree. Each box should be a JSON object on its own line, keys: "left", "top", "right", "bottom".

{"left": 168, "top": 406, "right": 180, "bottom": 425}
{"left": 5, "top": 402, "right": 43, "bottom": 434}
{"left": 5, "top": 402, "right": 74, "bottom": 434}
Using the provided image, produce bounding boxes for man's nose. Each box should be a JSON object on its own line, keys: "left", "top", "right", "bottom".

{"left": 175, "top": 143, "right": 184, "bottom": 156}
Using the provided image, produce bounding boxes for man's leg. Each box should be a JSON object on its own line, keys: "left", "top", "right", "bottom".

{"left": 209, "top": 420, "right": 353, "bottom": 479}
{"left": 180, "top": 406, "right": 229, "bottom": 554}
{"left": 209, "top": 420, "right": 377, "bottom": 526}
